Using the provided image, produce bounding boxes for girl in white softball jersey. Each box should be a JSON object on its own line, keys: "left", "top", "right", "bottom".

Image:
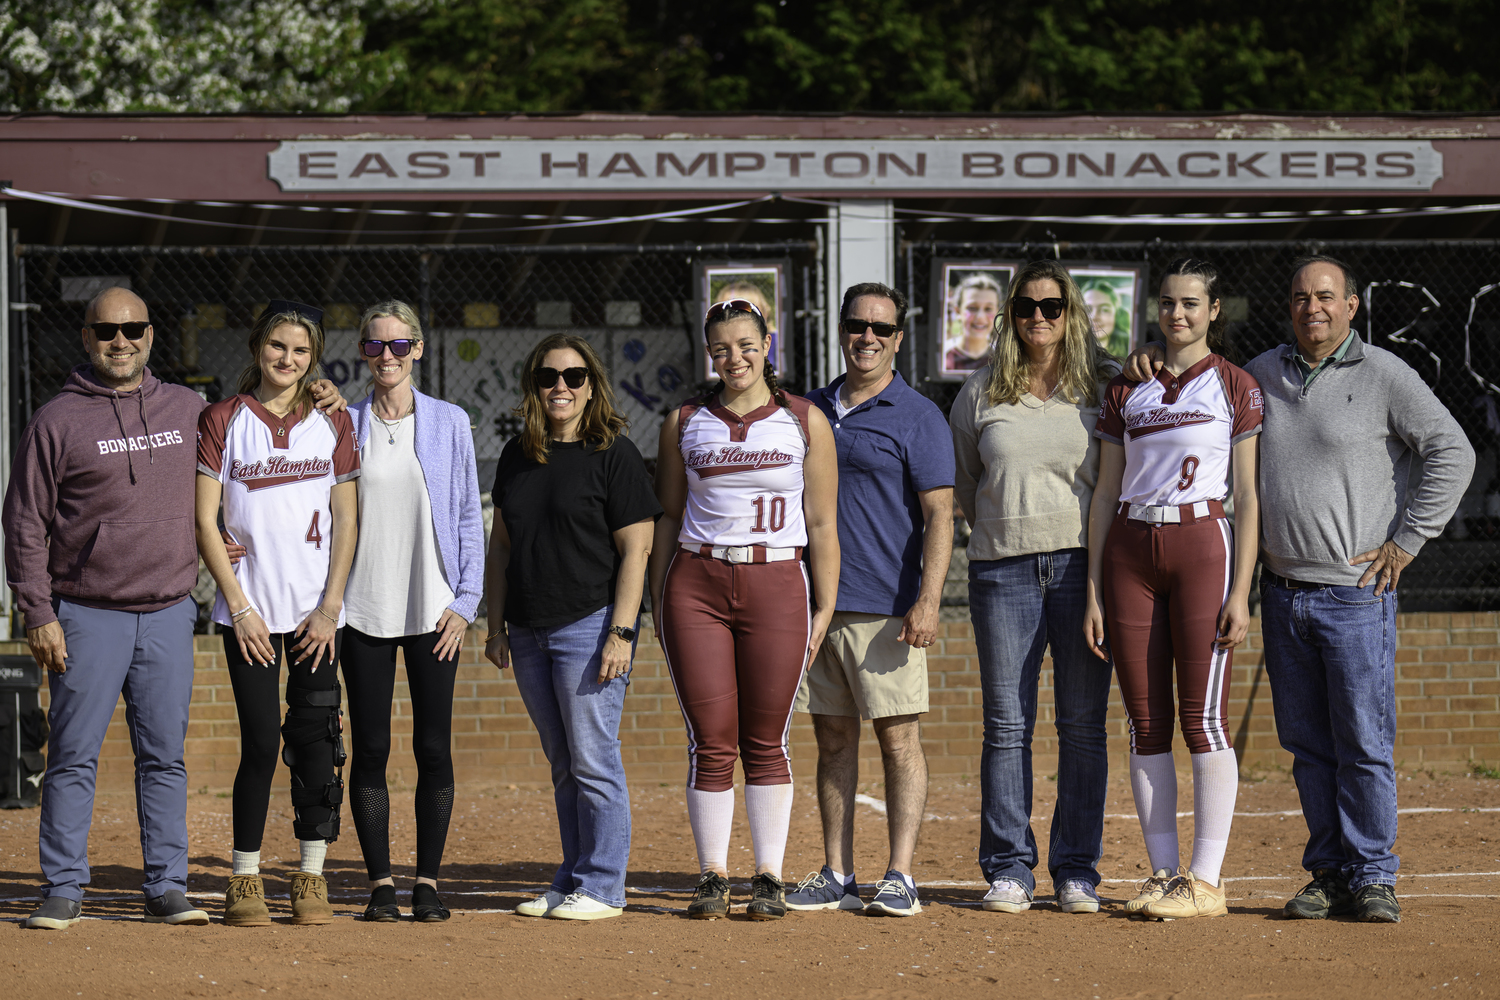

{"left": 1083, "top": 259, "right": 1262, "bottom": 921}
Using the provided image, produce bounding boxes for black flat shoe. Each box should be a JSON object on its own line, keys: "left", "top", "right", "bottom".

{"left": 412, "top": 883, "right": 450, "bottom": 922}
{"left": 363, "top": 885, "right": 400, "bottom": 923}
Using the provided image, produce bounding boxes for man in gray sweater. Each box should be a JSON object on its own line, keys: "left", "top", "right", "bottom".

{"left": 1252, "top": 256, "right": 1472, "bottom": 925}
{"left": 1129, "top": 255, "right": 1473, "bottom": 925}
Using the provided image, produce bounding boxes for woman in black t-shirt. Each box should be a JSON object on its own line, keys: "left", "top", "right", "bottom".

{"left": 484, "top": 333, "right": 661, "bottom": 921}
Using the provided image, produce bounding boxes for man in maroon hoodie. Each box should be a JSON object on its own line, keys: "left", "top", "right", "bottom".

{"left": 4, "top": 287, "right": 340, "bottom": 929}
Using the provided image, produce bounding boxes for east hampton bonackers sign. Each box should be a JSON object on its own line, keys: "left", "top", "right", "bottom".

{"left": 266, "top": 139, "right": 1442, "bottom": 195}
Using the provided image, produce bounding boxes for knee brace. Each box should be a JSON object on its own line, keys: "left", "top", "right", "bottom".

{"left": 281, "top": 683, "right": 346, "bottom": 842}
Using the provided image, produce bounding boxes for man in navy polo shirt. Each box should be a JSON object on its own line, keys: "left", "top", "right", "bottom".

{"left": 787, "top": 281, "right": 954, "bottom": 918}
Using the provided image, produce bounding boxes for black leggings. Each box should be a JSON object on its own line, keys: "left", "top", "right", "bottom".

{"left": 226, "top": 631, "right": 344, "bottom": 851}
{"left": 342, "top": 627, "right": 458, "bottom": 881}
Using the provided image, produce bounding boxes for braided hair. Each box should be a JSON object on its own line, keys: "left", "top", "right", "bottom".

{"left": 704, "top": 301, "right": 789, "bottom": 410}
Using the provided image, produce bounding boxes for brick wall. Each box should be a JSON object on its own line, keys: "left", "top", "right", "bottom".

{"left": 5, "top": 612, "right": 1497, "bottom": 793}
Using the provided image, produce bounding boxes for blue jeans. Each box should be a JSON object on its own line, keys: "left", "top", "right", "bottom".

{"left": 509, "top": 605, "right": 632, "bottom": 908}
{"left": 969, "top": 549, "right": 1112, "bottom": 892}
{"left": 1260, "top": 577, "right": 1400, "bottom": 889}
{"left": 40, "top": 597, "right": 197, "bottom": 901}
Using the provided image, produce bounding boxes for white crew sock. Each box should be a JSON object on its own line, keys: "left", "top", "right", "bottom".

{"left": 231, "top": 849, "right": 260, "bottom": 877}
{"left": 1189, "top": 747, "right": 1239, "bottom": 885}
{"left": 298, "top": 839, "right": 328, "bottom": 877}
{"left": 1130, "top": 751, "right": 1180, "bottom": 873}
{"left": 686, "top": 787, "right": 736, "bottom": 874}
{"left": 744, "top": 782, "right": 795, "bottom": 879}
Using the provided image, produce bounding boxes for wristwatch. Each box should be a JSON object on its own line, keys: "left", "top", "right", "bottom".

{"left": 608, "top": 624, "right": 638, "bottom": 642}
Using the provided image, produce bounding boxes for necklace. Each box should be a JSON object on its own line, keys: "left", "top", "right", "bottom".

{"left": 372, "top": 397, "right": 414, "bottom": 444}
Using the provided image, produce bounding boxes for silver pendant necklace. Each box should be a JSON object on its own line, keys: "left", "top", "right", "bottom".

{"left": 373, "top": 398, "right": 413, "bottom": 445}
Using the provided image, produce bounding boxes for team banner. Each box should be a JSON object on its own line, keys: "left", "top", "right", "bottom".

{"left": 268, "top": 139, "right": 1442, "bottom": 195}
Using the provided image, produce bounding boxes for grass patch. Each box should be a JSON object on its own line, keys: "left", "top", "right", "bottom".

{"left": 1470, "top": 761, "right": 1500, "bottom": 780}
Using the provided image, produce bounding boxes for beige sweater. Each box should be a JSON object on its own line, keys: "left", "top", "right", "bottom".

{"left": 950, "top": 364, "right": 1115, "bottom": 561}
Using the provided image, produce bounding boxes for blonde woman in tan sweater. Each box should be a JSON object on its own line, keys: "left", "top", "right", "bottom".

{"left": 950, "top": 259, "right": 1120, "bottom": 917}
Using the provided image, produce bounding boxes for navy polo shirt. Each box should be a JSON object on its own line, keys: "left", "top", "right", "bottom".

{"left": 808, "top": 371, "right": 955, "bottom": 616}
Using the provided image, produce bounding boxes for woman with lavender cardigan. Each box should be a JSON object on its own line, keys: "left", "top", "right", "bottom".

{"left": 341, "top": 300, "right": 485, "bottom": 923}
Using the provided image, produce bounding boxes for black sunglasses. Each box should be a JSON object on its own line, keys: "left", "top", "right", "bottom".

{"left": 1012, "top": 297, "right": 1066, "bottom": 320}
{"left": 840, "top": 318, "right": 901, "bottom": 338}
{"left": 90, "top": 321, "right": 150, "bottom": 341}
{"left": 360, "top": 338, "right": 417, "bottom": 358}
{"left": 534, "top": 366, "right": 589, "bottom": 389}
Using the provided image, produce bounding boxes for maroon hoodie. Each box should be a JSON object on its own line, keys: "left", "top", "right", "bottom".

{"left": 4, "top": 364, "right": 207, "bottom": 627}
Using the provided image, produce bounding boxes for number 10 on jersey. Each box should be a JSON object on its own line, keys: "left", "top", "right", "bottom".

{"left": 750, "top": 495, "right": 786, "bottom": 534}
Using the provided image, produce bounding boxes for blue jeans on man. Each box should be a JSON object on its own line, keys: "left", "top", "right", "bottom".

{"left": 1260, "top": 578, "right": 1400, "bottom": 889}
{"left": 508, "top": 605, "right": 632, "bottom": 909}
{"left": 39, "top": 597, "right": 198, "bottom": 902}
{"left": 969, "top": 548, "right": 1112, "bottom": 893}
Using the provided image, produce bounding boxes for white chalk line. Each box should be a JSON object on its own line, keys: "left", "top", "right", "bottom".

{"left": 856, "top": 793, "right": 1500, "bottom": 821}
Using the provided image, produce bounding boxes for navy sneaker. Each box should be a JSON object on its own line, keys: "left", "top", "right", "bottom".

{"left": 786, "top": 866, "right": 864, "bottom": 911}
{"left": 865, "top": 870, "right": 921, "bottom": 917}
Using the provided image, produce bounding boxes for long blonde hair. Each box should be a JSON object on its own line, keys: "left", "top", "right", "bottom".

{"left": 514, "top": 334, "right": 628, "bottom": 464}
{"left": 237, "top": 308, "right": 326, "bottom": 415}
{"left": 984, "top": 260, "right": 1114, "bottom": 408}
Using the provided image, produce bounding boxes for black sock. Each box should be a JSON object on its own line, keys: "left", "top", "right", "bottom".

{"left": 369, "top": 884, "right": 396, "bottom": 907}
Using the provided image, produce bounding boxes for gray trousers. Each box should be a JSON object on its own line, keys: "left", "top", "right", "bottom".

{"left": 38, "top": 597, "right": 196, "bottom": 901}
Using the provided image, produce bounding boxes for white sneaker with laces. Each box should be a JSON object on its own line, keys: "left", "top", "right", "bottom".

{"left": 516, "top": 889, "right": 566, "bottom": 917}
{"left": 547, "top": 891, "right": 624, "bottom": 920}
{"left": 982, "top": 877, "right": 1033, "bottom": 913}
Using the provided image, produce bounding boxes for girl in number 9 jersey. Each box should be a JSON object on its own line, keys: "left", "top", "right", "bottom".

{"left": 649, "top": 299, "right": 840, "bottom": 921}
{"left": 196, "top": 300, "right": 360, "bottom": 927}
{"left": 1084, "top": 259, "right": 1262, "bottom": 921}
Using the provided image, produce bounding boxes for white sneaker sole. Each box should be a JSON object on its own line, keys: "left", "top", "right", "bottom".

{"left": 982, "top": 898, "right": 1032, "bottom": 913}
{"left": 866, "top": 900, "right": 921, "bottom": 917}
{"left": 785, "top": 895, "right": 865, "bottom": 911}
{"left": 547, "top": 906, "right": 623, "bottom": 921}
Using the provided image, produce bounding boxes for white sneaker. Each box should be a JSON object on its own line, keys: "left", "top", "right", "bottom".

{"left": 547, "top": 891, "right": 623, "bottom": 920}
{"left": 516, "top": 889, "right": 565, "bottom": 917}
{"left": 982, "top": 877, "right": 1033, "bottom": 913}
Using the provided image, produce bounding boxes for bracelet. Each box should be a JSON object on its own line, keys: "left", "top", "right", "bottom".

{"left": 485, "top": 629, "right": 506, "bottom": 642}
{"left": 231, "top": 605, "right": 255, "bottom": 623}
{"left": 316, "top": 606, "right": 339, "bottom": 624}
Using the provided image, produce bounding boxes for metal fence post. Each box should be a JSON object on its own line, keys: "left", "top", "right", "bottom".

{"left": 419, "top": 251, "right": 433, "bottom": 396}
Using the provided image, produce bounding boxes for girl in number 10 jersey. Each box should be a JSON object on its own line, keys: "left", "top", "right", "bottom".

{"left": 649, "top": 298, "right": 840, "bottom": 922}
{"left": 195, "top": 300, "right": 360, "bottom": 928}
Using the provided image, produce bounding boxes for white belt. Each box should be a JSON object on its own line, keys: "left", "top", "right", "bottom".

{"left": 1127, "top": 501, "right": 1211, "bottom": 525}
{"left": 685, "top": 543, "right": 802, "bottom": 564}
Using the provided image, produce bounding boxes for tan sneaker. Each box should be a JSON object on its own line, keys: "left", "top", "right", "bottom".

{"left": 224, "top": 874, "right": 272, "bottom": 927}
{"left": 1125, "top": 868, "right": 1176, "bottom": 915}
{"left": 1141, "top": 869, "right": 1227, "bottom": 921}
{"left": 289, "top": 872, "right": 335, "bottom": 925}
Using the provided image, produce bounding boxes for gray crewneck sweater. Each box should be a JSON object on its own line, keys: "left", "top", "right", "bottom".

{"left": 1244, "top": 334, "right": 1474, "bottom": 586}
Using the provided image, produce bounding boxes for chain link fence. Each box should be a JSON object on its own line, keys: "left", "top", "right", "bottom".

{"left": 899, "top": 238, "right": 1500, "bottom": 612}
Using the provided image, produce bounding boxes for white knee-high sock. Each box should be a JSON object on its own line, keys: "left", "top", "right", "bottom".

{"left": 686, "top": 787, "right": 736, "bottom": 874}
{"left": 1130, "top": 751, "right": 1180, "bottom": 873}
{"left": 298, "top": 840, "right": 327, "bottom": 877}
{"left": 744, "top": 782, "right": 795, "bottom": 879}
{"left": 1189, "top": 748, "right": 1239, "bottom": 885}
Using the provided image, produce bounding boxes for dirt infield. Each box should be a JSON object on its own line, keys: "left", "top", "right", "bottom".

{"left": 3, "top": 769, "right": 1497, "bottom": 999}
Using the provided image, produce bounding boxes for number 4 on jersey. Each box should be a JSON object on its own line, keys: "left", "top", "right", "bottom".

{"left": 306, "top": 510, "right": 324, "bottom": 550}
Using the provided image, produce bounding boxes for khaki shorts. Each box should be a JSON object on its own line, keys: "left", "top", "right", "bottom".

{"left": 795, "top": 611, "right": 928, "bottom": 720}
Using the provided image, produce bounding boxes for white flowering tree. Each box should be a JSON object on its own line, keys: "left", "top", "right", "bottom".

{"left": 0, "top": 0, "right": 425, "bottom": 112}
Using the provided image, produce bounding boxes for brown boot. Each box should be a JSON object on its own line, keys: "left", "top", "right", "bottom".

{"left": 224, "top": 874, "right": 272, "bottom": 927}
{"left": 290, "top": 872, "right": 334, "bottom": 925}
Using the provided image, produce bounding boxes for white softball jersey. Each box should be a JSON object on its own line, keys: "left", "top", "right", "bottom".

{"left": 1096, "top": 354, "right": 1263, "bottom": 507}
{"left": 197, "top": 394, "right": 361, "bottom": 633}
{"left": 677, "top": 393, "right": 813, "bottom": 549}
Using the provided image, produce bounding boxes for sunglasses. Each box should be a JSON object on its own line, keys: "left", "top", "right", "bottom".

{"left": 359, "top": 338, "right": 417, "bottom": 358}
{"left": 90, "top": 321, "right": 150, "bottom": 341}
{"left": 1012, "top": 297, "right": 1066, "bottom": 320}
{"left": 840, "top": 318, "right": 900, "bottom": 338}
{"left": 705, "top": 298, "right": 765, "bottom": 322}
{"left": 534, "top": 366, "right": 589, "bottom": 390}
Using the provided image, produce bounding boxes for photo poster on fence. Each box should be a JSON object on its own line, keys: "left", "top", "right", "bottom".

{"left": 695, "top": 261, "right": 790, "bottom": 382}
{"left": 929, "top": 260, "right": 1020, "bottom": 381}
{"left": 1062, "top": 261, "right": 1149, "bottom": 359}
{"left": 321, "top": 326, "right": 694, "bottom": 462}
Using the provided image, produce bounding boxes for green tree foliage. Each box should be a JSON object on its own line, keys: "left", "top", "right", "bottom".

{"left": 2, "top": 0, "right": 1495, "bottom": 114}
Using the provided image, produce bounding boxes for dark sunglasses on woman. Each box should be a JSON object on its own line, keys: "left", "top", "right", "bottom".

{"left": 704, "top": 298, "right": 765, "bottom": 322}
{"left": 90, "top": 321, "right": 151, "bottom": 340}
{"left": 1012, "top": 297, "right": 1066, "bottom": 320}
{"left": 359, "top": 338, "right": 417, "bottom": 358}
{"left": 535, "top": 366, "right": 589, "bottom": 389}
